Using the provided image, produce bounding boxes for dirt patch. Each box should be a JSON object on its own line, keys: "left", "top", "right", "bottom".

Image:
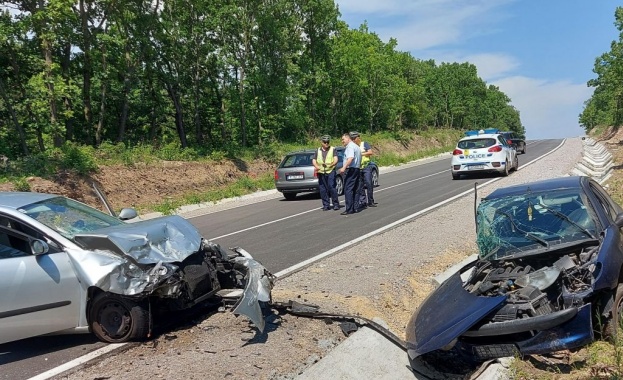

{"left": 0, "top": 160, "right": 274, "bottom": 213}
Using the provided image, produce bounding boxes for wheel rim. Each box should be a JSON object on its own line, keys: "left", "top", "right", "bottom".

{"left": 372, "top": 171, "right": 378, "bottom": 186}
{"left": 96, "top": 300, "right": 132, "bottom": 340}
{"left": 336, "top": 177, "right": 343, "bottom": 195}
{"left": 616, "top": 295, "right": 623, "bottom": 330}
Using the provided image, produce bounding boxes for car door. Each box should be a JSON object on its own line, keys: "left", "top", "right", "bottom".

{"left": 497, "top": 135, "right": 513, "bottom": 165}
{"left": 0, "top": 218, "right": 82, "bottom": 344}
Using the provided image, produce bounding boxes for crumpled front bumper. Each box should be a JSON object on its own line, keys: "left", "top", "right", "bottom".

{"left": 453, "top": 303, "right": 594, "bottom": 361}
{"left": 230, "top": 248, "right": 274, "bottom": 332}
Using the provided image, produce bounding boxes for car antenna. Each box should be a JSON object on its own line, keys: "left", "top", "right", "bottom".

{"left": 474, "top": 181, "right": 479, "bottom": 234}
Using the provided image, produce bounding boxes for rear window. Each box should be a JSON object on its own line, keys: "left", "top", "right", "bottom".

{"left": 457, "top": 138, "right": 496, "bottom": 149}
{"left": 279, "top": 153, "right": 315, "bottom": 168}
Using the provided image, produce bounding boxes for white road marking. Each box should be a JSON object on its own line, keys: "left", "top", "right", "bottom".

{"left": 209, "top": 170, "right": 447, "bottom": 240}
{"left": 274, "top": 139, "right": 565, "bottom": 278}
{"left": 27, "top": 344, "right": 126, "bottom": 380}
{"left": 209, "top": 139, "right": 556, "bottom": 242}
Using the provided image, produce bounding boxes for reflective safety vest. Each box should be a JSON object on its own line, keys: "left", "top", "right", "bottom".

{"left": 316, "top": 147, "right": 335, "bottom": 174}
{"left": 360, "top": 142, "right": 370, "bottom": 168}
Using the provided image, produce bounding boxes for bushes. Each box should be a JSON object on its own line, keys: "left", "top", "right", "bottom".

{"left": 0, "top": 142, "right": 99, "bottom": 178}
{"left": 58, "top": 143, "right": 98, "bottom": 175}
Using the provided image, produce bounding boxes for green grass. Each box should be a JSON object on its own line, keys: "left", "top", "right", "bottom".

{"left": 150, "top": 173, "right": 275, "bottom": 215}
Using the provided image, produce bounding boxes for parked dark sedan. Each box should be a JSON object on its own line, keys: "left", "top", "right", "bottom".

{"left": 406, "top": 176, "right": 623, "bottom": 369}
{"left": 274, "top": 148, "right": 379, "bottom": 200}
{"left": 500, "top": 131, "right": 526, "bottom": 154}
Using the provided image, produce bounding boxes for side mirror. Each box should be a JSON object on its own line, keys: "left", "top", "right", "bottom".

{"left": 31, "top": 239, "right": 49, "bottom": 255}
{"left": 615, "top": 212, "right": 623, "bottom": 228}
{"left": 118, "top": 208, "right": 138, "bottom": 221}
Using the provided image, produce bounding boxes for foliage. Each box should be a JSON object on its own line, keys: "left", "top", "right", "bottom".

{"left": 58, "top": 143, "right": 98, "bottom": 175}
{"left": 0, "top": 0, "right": 523, "bottom": 160}
{"left": 581, "top": 7, "right": 623, "bottom": 132}
{"left": 12, "top": 177, "right": 31, "bottom": 192}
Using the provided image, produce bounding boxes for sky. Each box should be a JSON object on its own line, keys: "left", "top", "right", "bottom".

{"left": 334, "top": 0, "right": 620, "bottom": 140}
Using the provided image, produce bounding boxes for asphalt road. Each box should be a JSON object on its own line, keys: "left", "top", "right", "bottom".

{"left": 0, "top": 139, "right": 563, "bottom": 380}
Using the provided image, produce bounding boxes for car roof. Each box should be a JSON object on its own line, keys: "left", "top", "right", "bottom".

{"left": 286, "top": 149, "right": 316, "bottom": 155}
{"left": 459, "top": 133, "right": 501, "bottom": 141}
{"left": 0, "top": 192, "right": 59, "bottom": 210}
{"left": 286, "top": 146, "right": 344, "bottom": 155}
{"left": 485, "top": 176, "right": 586, "bottom": 200}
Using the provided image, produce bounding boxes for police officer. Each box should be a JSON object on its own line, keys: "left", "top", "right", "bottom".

{"left": 312, "top": 135, "right": 341, "bottom": 210}
{"left": 339, "top": 133, "right": 361, "bottom": 215}
{"left": 350, "top": 131, "right": 376, "bottom": 208}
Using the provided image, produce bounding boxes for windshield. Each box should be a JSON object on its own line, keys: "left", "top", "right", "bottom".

{"left": 476, "top": 188, "right": 598, "bottom": 260}
{"left": 279, "top": 153, "right": 315, "bottom": 168}
{"left": 457, "top": 138, "right": 496, "bottom": 149}
{"left": 19, "top": 197, "right": 124, "bottom": 239}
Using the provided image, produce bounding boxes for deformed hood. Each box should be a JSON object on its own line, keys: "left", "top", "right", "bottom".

{"left": 406, "top": 272, "right": 506, "bottom": 358}
{"left": 73, "top": 215, "right": 202, "bottom": 264}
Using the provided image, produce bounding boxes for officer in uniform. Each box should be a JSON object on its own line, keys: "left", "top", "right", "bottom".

{"left": 350, "top": 131, "right": 376, "bottom": 208}
{"left": 312, "top": 135, "right": 340, "bottom": 210}
{"left": 339, "top": 133, "right": 361, "bottom": 215}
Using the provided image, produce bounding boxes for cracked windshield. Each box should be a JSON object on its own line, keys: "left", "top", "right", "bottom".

{"left": 476, "top": 189, "right": 598, "bottom": 260}
{"left": 19, "top": 197, "right": 123, "bottom": 239}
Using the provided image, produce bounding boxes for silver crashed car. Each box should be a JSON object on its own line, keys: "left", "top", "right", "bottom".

{"left": 0, "top": 192, "right": 274, "bottom": 344}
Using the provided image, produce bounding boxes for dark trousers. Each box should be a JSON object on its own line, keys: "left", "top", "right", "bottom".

{"left": 318, "top": 172, "right": 339, "bottom": 209}
{"left": 358, "top": 165, "right": 375, "bottom": 207}
{"left": 344, "top": 167, "right": 361, "bottom": 213}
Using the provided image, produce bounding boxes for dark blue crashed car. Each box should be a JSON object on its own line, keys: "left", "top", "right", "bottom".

{"left": 406, "top": 176, "right": 623, "bottom": 369}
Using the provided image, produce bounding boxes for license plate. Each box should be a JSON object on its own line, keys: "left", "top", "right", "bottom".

{"left": 286, "top": 173, "right": 304, "bottom": 180}
{"left": 468, "top": 165, "right": 485, "bottom": 170}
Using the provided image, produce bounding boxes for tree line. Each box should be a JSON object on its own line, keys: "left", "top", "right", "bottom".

{"left": 581, "top": 7, "right": 623, "bottom": 131}
{"left": 0, "top": 0, "right": 524, "bottom": 160}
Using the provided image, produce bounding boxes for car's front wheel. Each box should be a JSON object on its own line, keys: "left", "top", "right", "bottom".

{"left": 604, "top": 283, "right": 623, "bottom": 341}
{"left": 90, "top": 293, "right": 150, "bottom": 343}
{"left": 335, "top": 176, "right": 344, "bottom": 196}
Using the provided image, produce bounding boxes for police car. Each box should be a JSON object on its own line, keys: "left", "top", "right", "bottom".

{"left": 450, "top": 129, "right": 518, "bottom": 180}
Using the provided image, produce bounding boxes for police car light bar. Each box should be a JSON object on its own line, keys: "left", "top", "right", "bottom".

{"left": 464, "top": 128, "right": 499, "bottom": 136}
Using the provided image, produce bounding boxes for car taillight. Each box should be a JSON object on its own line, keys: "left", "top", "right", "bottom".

{"left": 452, "top": 149, "right": 463, "bottom": 155}
{"left": 488, "top": 145, "right": 502, "bottom": 152}
{"left": 314, "top": 168, "right": 318, "bottom": 177}
{"left": 274, "top": 170, "right": 279, "bottom": 180}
